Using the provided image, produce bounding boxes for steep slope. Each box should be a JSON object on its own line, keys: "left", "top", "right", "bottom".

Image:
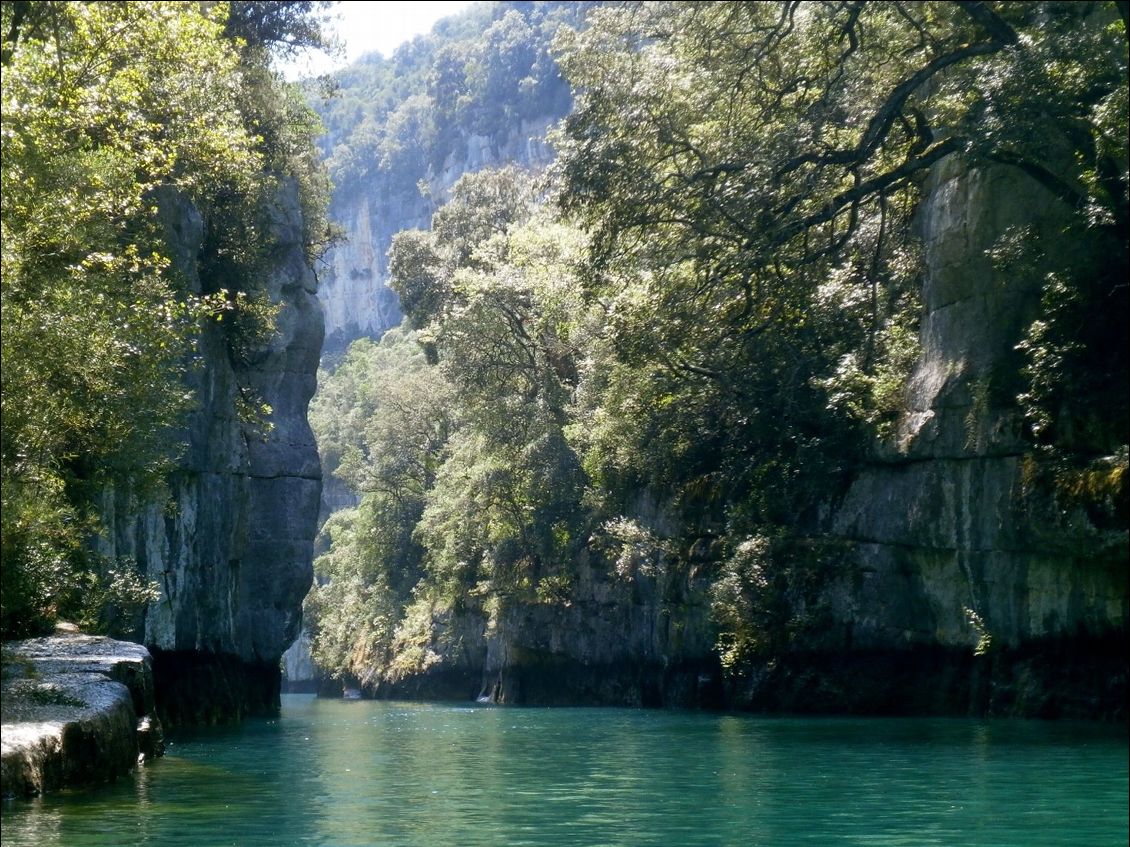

{"left": 94, "top": 183, "right": 323, "bottom": 727}
{"left": 740, "top": 156, "right": 1127, "bottom": 717}
{"left": 303, "top": 2, "right": 1126, "bottom": 717}
{"left": 309, "top": 2, "right": 579, "bottom": 356}
{"left": 285, "top": 2, "right": 581, "bottom": 690}
{"left": 318, "top": 114, "right": 559, "bottom": 353}
{"left": 366, "top": 154, "right": 1127, "bottom": 718}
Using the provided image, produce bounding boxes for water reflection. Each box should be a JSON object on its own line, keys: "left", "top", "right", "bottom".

{"left": 1, "top": 698, "right": 1126, "bottom": 847}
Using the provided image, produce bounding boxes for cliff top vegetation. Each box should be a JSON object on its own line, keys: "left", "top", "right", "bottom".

{"left": 0, "top": 0, "right": 334, "bottom": 639}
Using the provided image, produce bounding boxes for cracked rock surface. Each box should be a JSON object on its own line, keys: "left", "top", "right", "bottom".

{"left": 1, "top": 631, "right": 163, "bottom": 798}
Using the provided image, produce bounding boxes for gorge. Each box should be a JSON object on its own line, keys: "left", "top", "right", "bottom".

{"left": 2, "top": 0, "right": 1127, "bottom": 811}
{"left": 298, "top": 0, "right": 1128, "bottom": 720}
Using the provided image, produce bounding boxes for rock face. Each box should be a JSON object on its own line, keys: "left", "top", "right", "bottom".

{"left": 1, "top": 633, "right": 164, "bottom": 798}
{"left": 317, "top": 116, "right": 559, "bottom": 357}
{"left": 713, "top": 157, "right": 1127, "bottom": 718}
{"left": 366, "top": 156, "right": 1126, "bottom": 719}
{"left": 94, "top": 181, "right": 324, "bottom": 726}
{"left": 281, "top": 629, "right": 319, "bottom": 693}
{"left": 371, "top": 521, "right": 724, "bottom": 708}
{"left": 475, "top": 561, "right": 722, "bottom": 708}
{"left": 284, "top": 115, "right": 565, "bottom": 692}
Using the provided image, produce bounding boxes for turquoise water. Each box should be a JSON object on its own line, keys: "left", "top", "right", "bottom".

{"left": 2, "top": 695, "right": 1126, "bottom": 846}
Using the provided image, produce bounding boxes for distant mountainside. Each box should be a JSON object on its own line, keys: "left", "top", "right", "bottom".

{"left": 308, "top": 1, "right": 586, "bottom": 356}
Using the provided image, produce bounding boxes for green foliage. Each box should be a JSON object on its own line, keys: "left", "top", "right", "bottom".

{"left": 402, "top": 173, "right": 590, "bottom": 607}
{"left": 309, "top": 1, "right": 1128, "bottom": 685}
{"left": 553, "top": 2, "right": 1007, "bottom": 530}
{"left": 711, "top": 536, "right": 841, "bottom": 670}
{"left": 305, "top": 329, "right": 455, "bottom": 681}
{"left": 0, "top": 475, "right": 88, "bottom": 637}
{"left": 304, "top": 507, "right": 402, "bottom": 685}
{"left": 385, "top": 589, "right": 446, "bottom": 683}
{"left": 69, "top": 560, "right": 163, "bottom": 640}
{"left": 309, "top": 327, "right": 453, "bottom": 488}
{"left": 974, "top": 4, "right": 1129, "bottom": 460}
{"left": 1, "top": 0, "right": 332, "bottom": 637}
{"left": 551, "top": 0, "right": 1128, "bottom": 669}
{"left": 964, "top": 607, "right": 994, "bottom": 657}
{"left": 308, "top": 168, "right": 591, "bottom": 683}
{"left": 224, "top": 1, "right": 336, "bottom": 60}
{"left": 711, "top": 536, "right": 777, "bottom": 670}
{"left": 594, "top": 517, "right": 672, "bottom": 583}
{"left": 310, "top": 2, "right": 581, "bottom": 197}
{"left": 1017, "top": 264, "right": 1128, "bottom": 453}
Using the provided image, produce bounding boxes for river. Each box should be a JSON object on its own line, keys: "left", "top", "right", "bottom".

{"left": 2, "top": 695, "right": 1126, "bottom": 846}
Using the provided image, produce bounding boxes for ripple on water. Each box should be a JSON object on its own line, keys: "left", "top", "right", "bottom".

{"left": 1, "top": 698, "right": 1126, "bottom": 847}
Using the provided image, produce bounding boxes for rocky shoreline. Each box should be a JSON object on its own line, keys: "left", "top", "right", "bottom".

{"left": 1, "top": 630, "right": 164, "bottom": 799}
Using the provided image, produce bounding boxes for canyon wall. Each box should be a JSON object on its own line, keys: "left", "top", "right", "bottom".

{"left": 317, "top": 115, "right": 559, "bottom": 356}
{"left": 281, "top": 116, "right": 564, "bottom": 690}
{"left": 733, "top": 157, "right": 1127, "bottom": 718}
{"left": 370, "top": 155, "right": 1126, "bottom": 719}
{"left": 94, "top": 181, "right": 324, "bottom": 726}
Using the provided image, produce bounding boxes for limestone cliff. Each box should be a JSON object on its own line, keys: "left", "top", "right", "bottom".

{"left": 828, "top": 157, "right": 1126, "bottom": 654}
{"left": 94, "top": 181, "right": 324, "bottom": 726}
{"left": 366, "top": 155, "right": 1126, "bottom": 719}
{"left": 317, "top": 116, "right": 559, "bottom": 356}
{"left": 283, "top": 116, "right": 564, "bottom": 689}
{"left": 723, "top": 156, "right": 1127, "bottom": 719}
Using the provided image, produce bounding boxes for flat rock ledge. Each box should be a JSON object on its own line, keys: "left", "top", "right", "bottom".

{"left": 1, "top": 632, "right": 164, "bottom": 799}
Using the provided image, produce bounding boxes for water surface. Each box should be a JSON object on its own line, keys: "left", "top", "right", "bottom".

{"left": 2, "top": 695, "right": 1126, "bottom": 846}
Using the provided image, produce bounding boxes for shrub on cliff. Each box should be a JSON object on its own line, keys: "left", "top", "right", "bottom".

{"left": 0, "top": 1, "right": 332, "bottom": 638}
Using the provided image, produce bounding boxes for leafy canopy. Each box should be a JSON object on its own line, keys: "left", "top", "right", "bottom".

{"left": 0, "top": 0, "right": 332, "bottom": 637}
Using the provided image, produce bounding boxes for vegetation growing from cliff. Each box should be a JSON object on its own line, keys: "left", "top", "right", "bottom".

{"left": 307, "top": 1, "right": 581, "bottom": 203}
{"left": 0, "top": 1, "right": 333, "bottom": 638}
{"left": 310, "top": 1, "right": 1127, "bottom": 687}
{"left": 306, "top": 168, "right": 593, "bottom": 683}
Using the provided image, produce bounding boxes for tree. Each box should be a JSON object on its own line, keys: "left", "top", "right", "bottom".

{"left": 223, "top": 0, "right": 336, "bottom": 59}
{"left": 0, "top": 0, "right": 332, "bottom": 637}
{"left": 309, "top": 169, "right": 594, "bottom": 685}
{"left": 305, "top": 328, "right": 455, "bottom": 683}
{"left": 552, "top": 0, "right": 1126, "bottom": 523}
{"left": 552, "top": 0, "right": 1127, "bottom": 662}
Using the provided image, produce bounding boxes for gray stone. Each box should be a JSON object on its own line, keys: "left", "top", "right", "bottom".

{"left": 826, "top": 157, "right": 1128, "bottom": 659}
{"left": 1, "top": 634, "right": 163, "bottom": 798}
{"left": 92, "top": 180, "right": 323, "bottom": 710}
{"left": 368, "top": 156, "right": 1127, "bottom": 716}
{"left": 317, "top": 116, "right": 560, "bottom": 354}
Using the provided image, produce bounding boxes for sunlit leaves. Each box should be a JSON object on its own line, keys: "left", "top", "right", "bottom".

{"left": 308, "top": 2, "right": 1128, "bottom": 684}
{"left": 2, "top": 1, "right": 257, "bottom": 481}
{"left": 305, "top": 329, "right": 454, "bottom": 681}
{"left": 309, "top": 169, "right": 594, "bottom": 683}
{"left": 0, "top": 0, "right": 331, "bottom": 636}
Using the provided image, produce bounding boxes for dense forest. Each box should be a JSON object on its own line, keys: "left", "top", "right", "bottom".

{"left": 303, "top": 0, "right": 1127, "bottom": 706}
{"left": 311, "top": 1, "right": 580, "bottom": 195}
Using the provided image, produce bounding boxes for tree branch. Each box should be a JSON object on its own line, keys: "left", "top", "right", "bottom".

{"left": 776, "top": 1, "right": 1017, "bottom": 184}
{"left": 1, "top": 0, "right": 31, "bottom": 66}
{"left": 785, "top": 136, "right": 961, "bottom": 243}
{"left": 955, "top": 0, "right": 1019, "bottom": 45}
{"left": 983, "top": 151, "right": 1088, "bottom": 208}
